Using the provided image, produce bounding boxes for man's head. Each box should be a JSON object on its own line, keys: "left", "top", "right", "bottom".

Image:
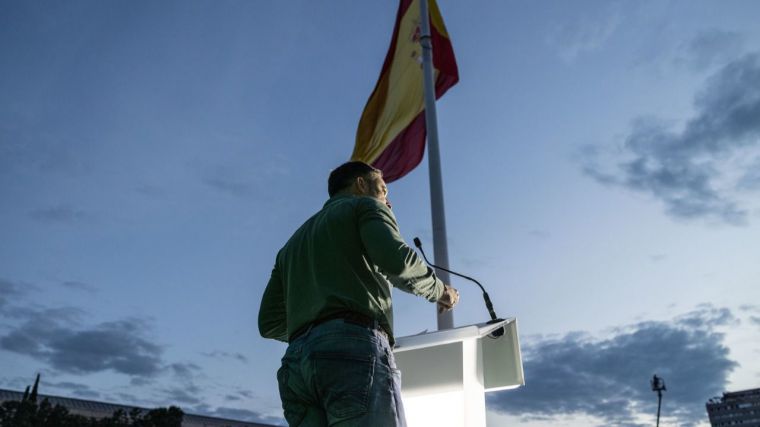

{"left": 328, "top": 161, "right": 389, "bottom": 205}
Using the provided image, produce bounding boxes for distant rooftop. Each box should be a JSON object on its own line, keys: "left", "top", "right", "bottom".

{"left": 705, "top": 386, "right": 760, "bottom": 427}
{"left": 0, "top": 389, "right": 278, "bottom": 427}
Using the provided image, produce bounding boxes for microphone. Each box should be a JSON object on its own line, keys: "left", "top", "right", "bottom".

{"left": 413, "top": 237, "right": 504, "bottom": 336}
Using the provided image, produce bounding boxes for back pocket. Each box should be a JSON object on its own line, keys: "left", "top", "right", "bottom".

{"left": 312, "top": 352, "right": 375, "bottom": 421}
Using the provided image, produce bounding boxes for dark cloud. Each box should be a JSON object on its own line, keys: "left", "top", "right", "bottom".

{"left": 203, "top": 176, "right": 254, "bottom": 197}
{"left": 201, "top": 165, "right": 257, "bottom": 198}
{"left": 130, "top": 377, "right": 154, "bottom": 387}
{"left": 737, "top": 157, "right": 760, "bottom": 191}
{"left": 487, "top": 305, "right": 737, "bottom": 427}
{"left": 0, "top": 308, "right": 163, "bottom": 377}
{"left": 220, "top": 388, "right": 255, "bottom": 402}
{"left": 0, "top": 278, "right": 39, "bottom": 306}
{"left": 582, "top": 53, "right": 760, "bottom": 225}
{"left": 163, "top": 386, "right": 201, "bottom": 405}
{"left": 28, "top": 205, "right": 91, "bottom": 223}
{"left": 47, "top": 381, "right": 101, "bottom": 399}
{"left": 0, "top": 279, "right": 22, "bottom": 308}
{"left": 677, "top": 29, "right": 745, "bottom": 71}
{"left": 0, "top": 279, "right": 21, "bottom": 296}
{"left": 237, "top": 389, "right": 253, "bottom": 399}
{"left": 750, "top": 316, "right": 760, "bottom": 326}
{"left": 61, "top": 281, "right": 98, "bottom": 293}
{"left": 169, "top": 362, "right": 202, "bottom": 377}
{"left": 674, "top": 305, "right": 736, "bottom": 328}
{"left": 0, "top": 122, "right": 88, "bottom": 178}
{"left": 202, "top": 350, "right": 249, "bottom": 364}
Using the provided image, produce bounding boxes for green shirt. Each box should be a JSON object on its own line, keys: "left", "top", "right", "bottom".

{"left": 258, "top": 194, "right": 444, "bottom": 345}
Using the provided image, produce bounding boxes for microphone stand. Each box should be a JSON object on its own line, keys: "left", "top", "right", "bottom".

{"left": 414, "top": 237, "right": 505, "bottom": 337}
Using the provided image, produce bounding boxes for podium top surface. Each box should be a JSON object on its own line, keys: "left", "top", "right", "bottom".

{"left": 394, "top": 318, "right": 515, "bottom": 353}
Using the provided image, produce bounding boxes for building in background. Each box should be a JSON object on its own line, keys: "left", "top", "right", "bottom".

{"left": 0, "top": 389, "right": 276, "bottom": 427}
{"left": 706, "top": 387, "right": 760, "bottom": 427}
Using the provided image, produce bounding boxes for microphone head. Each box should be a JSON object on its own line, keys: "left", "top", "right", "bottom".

{"left": 413, "top": 237, "right": 422, "bottom": 248}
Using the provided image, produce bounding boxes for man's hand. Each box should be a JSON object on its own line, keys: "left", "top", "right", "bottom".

{"left": 437, "top": 285, "right": 459, "bottom": 314}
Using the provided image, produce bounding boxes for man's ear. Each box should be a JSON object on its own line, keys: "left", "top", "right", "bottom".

{"left": 350, "top": 176, "right": 366, "bottom": 196}
{"left": 354, "top": 176, "right": 367, "bottom": 194}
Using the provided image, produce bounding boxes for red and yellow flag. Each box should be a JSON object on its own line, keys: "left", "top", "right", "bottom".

{"left": 352, "top": 0, "right": 458, "bottom": 183}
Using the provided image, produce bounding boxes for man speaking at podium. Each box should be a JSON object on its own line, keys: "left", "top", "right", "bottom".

{"left": 259, "top": 161, "right": 459, "bottom": 426}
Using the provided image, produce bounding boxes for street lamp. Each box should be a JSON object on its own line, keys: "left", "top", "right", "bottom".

{"left": 651, "top": 374, "right": 666, "bottom": 427}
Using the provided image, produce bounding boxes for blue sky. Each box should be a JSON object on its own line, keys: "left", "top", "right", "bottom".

{"left": 2, "top": 1, "right": 760, "bottom": 426}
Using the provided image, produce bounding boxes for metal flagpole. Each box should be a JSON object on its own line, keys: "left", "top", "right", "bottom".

{"left": 419, "top": 0, "right": 453, "bottom": 330}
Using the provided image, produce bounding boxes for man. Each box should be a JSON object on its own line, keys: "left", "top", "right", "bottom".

{"left": 259, "top": 161, "right": 459, "bottom": 426}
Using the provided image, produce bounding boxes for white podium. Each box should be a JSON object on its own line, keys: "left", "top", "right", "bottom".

{"left": 394, "top": 318, "right": 524, "bottom": 427}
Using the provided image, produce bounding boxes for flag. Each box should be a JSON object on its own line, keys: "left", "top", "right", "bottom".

{"left": 352, "top": 0, "right": 458, "bottom": 183}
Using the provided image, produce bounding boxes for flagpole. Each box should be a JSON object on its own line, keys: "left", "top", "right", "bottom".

{"left": 419, "top": 0, "right": 453, "bottom": 330}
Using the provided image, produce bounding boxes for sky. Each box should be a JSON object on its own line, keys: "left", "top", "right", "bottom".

{"left": 1, "top": 1, "right": 760, "bottom": 426}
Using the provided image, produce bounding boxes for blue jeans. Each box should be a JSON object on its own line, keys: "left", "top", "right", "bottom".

{"left": 277, "top": 319, "right": 406, "bottom": 426}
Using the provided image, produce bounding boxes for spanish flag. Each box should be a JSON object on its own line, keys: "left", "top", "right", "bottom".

{"left": 352, "top": 0, "right": 458, "bottom": 183}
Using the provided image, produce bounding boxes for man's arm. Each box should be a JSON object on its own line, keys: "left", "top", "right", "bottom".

{"left": 258, "top": 265, "right": 288, "bottom": 342}
{"left": 357, "top": 198, "right": 445, "bottom": 302}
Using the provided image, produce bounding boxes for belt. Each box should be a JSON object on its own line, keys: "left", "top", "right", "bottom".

{"left": 289, "top": 311, "right": 389, "bottom": 343}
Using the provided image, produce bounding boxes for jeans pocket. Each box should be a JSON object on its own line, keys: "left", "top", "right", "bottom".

{"left": 277, "top": 364, "right": 306, "bottom": 426}
{"left": 312, "top": 352, "right": 375, "bottom": 421}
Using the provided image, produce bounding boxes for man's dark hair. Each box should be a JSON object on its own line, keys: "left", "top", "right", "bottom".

{"left": 328, "top": 161, "right": 379, "bottom": 197}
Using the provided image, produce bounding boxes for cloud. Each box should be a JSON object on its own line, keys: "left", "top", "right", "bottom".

{"left": 487, "top": 305, "right": 737, "bottom": 427}
{"left": 236, "top": 389, "right": 253, "bottom": 399}
{"left": 192, "top": 149, "right": 292, "bottom": 202}
{"left": 203, "top": 173, "right": 255, "bottom": 197}
{"left": 582, "top": 53, "right": 760, "bottom": 224}
{"left": 0, "top": 278, "right": 24, "bottom": 308}
{"left": 677, "top": 29, "right": 745, "bottom": 72}
{"left": 750, "top": 316, "right": 760, "bottom": 326}
{"left": 0, "top": 121, "right": 88, "bottom": 178}
{"left": 61, "top": 280, "right": 98, "bottom": 293}
{"left": 0, "top": 307, "right": 163, "bottom": 377}
{"left": 547, "top": 8, "right": 620, "bottom": 63}
{"left": 218, "top": 389, "right": 258, "bottom": 405}
{"left": 28, "top": 205, "right": 91, "bottom": 224}
{"left": 168, "top": 362, "right": 202, "bottom": 377}
{"left": 47, "top": 381, "right": 101, "bottom": 399}
{"left": 163, "top": 386, "right": 202, "bottom": 405}
{"left": 114, "top": 392, "right": 142, "bottom": 405}
{"left": 0, "top": 282, "right": 162, "bottom": 378}
{"left": 201, "top": 350, "right": 249, "bottom": 364}
{"left": 737, "top": 156, "right": 760, "bottom": 191}
{"left": 130, "top": 377, "right": 154, "bottom": 387}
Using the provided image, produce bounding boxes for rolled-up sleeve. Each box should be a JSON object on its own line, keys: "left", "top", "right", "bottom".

{"left": 357, "top": 198, "right": 444, "bottom": 302}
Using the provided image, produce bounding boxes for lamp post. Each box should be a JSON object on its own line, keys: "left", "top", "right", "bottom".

{"left": 651, "top": 374, "right": 666, "bottom": 427}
